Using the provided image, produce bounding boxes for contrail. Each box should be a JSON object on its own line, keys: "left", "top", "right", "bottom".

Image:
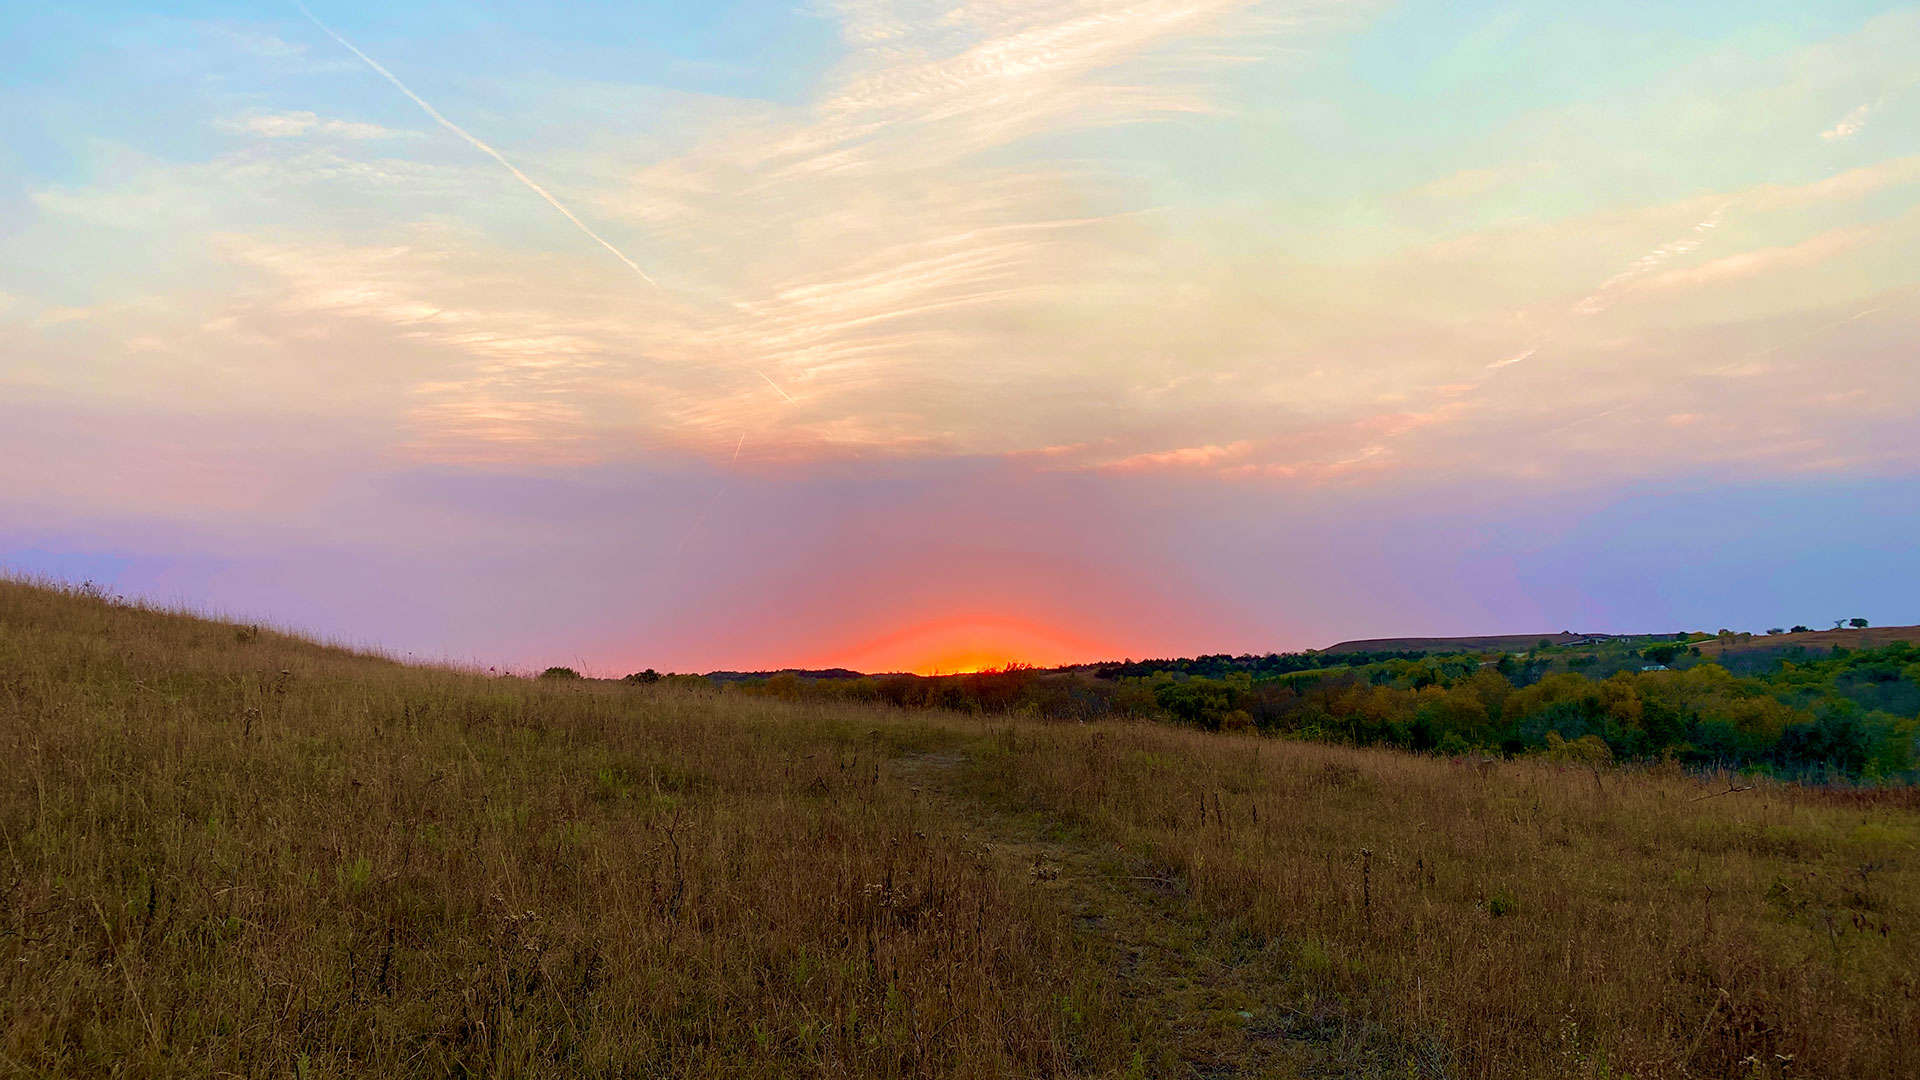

{"left": 1571, "top": 203, "right": 1729, "bottom": 317}
{"left": 1487, "top": 345, "right": 1537, "bottom": 370}
{"left": 1547, "top": 404, "right": 1631, "bottom": 433}
{"left": 1490, "top": 202, "right": 1734, "bottom": 370}
{"left": 676, "top": 487, "right": 726, "bottom": 552}
{"left": 294, "top": 2, "right": 659, "bottom": 289}
{"left": 756, "top": 369, "right": 798, "bottom": 404}
{"left": 1727, "top": 300, "right": 1896, "bottom": 370}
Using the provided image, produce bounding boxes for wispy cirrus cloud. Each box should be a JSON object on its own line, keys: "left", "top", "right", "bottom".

{"left": 1567, "top": 204, "right": 1730, "bottom": 317}
{"left": 161, "top": 0, "right": 1346, "bottom": 465}
{"left": 218, "top": 110, "right": 400, "bottom": 139}
{"left": 1749, "top": 154, "right": 1920, "bottom": 208}
{"left": 774, "top": 0, "right": 1274, "bottom": 169}
{"left": 1640, "top": 226, "right": 1870, "bottom": 292}
{"left": 1102, "top": 440, "right": 1256, "bottom": 473}
{"left": 10, "top": 0, "right": 1920, "bottom": 490}
{"left": 1820, "top": 101, "right": 1872, "bottom": 140}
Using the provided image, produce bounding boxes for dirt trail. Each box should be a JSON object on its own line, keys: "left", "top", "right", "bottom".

{"left": 892, "top": 750, "right": 1450, "bottom": 1080}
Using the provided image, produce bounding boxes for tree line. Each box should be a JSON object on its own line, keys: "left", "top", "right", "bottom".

{"left": 687, "top": 638, "right": 1919, "bottom": 782}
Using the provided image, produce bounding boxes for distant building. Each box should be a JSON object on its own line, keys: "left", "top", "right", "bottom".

{"left": 1641, "top": 664, "right": 1669, "bottom": 672}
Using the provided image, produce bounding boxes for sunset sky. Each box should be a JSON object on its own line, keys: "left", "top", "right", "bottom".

{"left": 4, "top": 1, "right": 1917, "bottom": 673}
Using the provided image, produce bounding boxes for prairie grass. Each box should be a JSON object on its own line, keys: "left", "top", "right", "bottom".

{"left": 961, "top": 726, "right": 1920, "bottom": 1078}
{"left": 0, "top": 582, "right": 1144, "bottom": 1077}
{"left": 1, "top": 578, "right": 1915, "bottom": 1078}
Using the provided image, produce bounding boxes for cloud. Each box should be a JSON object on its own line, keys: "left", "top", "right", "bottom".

{"left": 1749, "top": 155, "right": 1920, "bottom": 209}
{"left": 1101, "top": 440, "right": 1255, "bottom": 472}
{"left": 1479, "top": 201, "right": 1729, "bottom": 370}
{"left": 562, "top": 0, "right": 1361, "bottom": 456}
{"left": 1569, "top": 204, "right": 1728, "bottom": 316}
{"left": 218, "top": 110, "right": 399, "bottom": 139}
{"left": 784, "top": 0, "right": 1275, "bottom": 166}
{"left": 11, "top": 0, "right": 1920, "bottom": 494}
{"left": 1402, "top": 160, "right": 1553, "bottom": 203}
{"left": 1640, "top": 226, "right": 1869, "bottom": 291}
{"left": 213, "top": 26, "right": 312, "bottom": 60}
{"left": 1820, "top": 102, "right": 1872, "bottom": 140}
{"left": 1030, "top": 398, "right": 1477, "bottom": 485}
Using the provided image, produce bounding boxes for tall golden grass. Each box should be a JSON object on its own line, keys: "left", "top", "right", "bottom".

{"left": 0, "top": 581, "right": 1148, "bottom": 1077}
{"left": 963, "top": 725, "right": 1919, "bottom": 1078}
{"left": 1, "top": 578, "right": 1913, "bottom": 1077}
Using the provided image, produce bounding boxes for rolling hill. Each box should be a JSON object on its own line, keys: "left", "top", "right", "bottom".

{"left": 2, "top": 577, "right": 1915, "bottom": 1078}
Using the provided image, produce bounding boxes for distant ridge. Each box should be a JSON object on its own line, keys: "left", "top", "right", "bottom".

{"left": 1321, "top": 632, "right": 1598, "bottom": 654}
{"left": 1694, "top": 625, "right": 1920, "bottom": 657}
{"left": 1324, "top": 626, "right": 1920, "bottom": 657}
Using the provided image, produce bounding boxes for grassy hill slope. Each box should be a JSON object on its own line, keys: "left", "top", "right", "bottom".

{"left": 1321, "top": 632, "right": 1587, "bottom": 654}
{"left": 2, "top": 579, "right": 1917, "bottom": 1078}
{"left": 1321, "top": 626, "right": 1920, "bottom": 658}
{"left": 1695, "top": 625, "right": 1920, "bottom": 659}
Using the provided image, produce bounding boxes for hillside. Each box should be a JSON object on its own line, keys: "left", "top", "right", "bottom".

{"left": 1694, "top": 624, "right": 1920, "bottom": 658}
{"left": 1321, "top": 632, "right": 1589, "bottom": 654}
{"left": 2, "top": 578, "right": 1917, "bottom": 1078}
{"left": 1320, "top": 626, "right": 1920, "bottom": 659}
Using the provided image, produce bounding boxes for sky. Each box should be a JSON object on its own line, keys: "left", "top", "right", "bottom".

{"left": 2, "top": 1, "right": 1917, "bottom": 674}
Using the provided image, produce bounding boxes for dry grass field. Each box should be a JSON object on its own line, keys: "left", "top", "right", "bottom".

{"left": 2, "top": 579, "right": 1915, "bottom": 1078}
{"left": 1692, "top": 625, "right": 1920, "bottom": 659}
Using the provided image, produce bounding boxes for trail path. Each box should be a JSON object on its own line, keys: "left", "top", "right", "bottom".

{"left": 893, "top": 750, "right": 1447, "bottom": 1080}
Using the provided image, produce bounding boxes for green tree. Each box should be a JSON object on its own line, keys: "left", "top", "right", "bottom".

{"left": 1152, "top": 679, "right": 1237, "bottom": 730}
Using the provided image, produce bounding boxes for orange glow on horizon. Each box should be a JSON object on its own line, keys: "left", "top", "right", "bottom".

{"left": 813, "top": 614, "right": 1115, "bottom": 676}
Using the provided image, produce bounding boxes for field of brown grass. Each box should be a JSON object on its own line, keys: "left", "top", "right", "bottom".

{"left": 1693, "top": 625, "right": 1920, "bottom": 658}
{"left": 2, "top": 579, "right": 1915, "bottom": 1078}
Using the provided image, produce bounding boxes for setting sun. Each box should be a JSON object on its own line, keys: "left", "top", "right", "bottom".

{"left": 813, "top": 614, "right": 1113, "bottom": 675}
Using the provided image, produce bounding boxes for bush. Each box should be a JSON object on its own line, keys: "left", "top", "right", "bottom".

{"left": 540, "top": 666, "right": 582, "bottom": 680}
